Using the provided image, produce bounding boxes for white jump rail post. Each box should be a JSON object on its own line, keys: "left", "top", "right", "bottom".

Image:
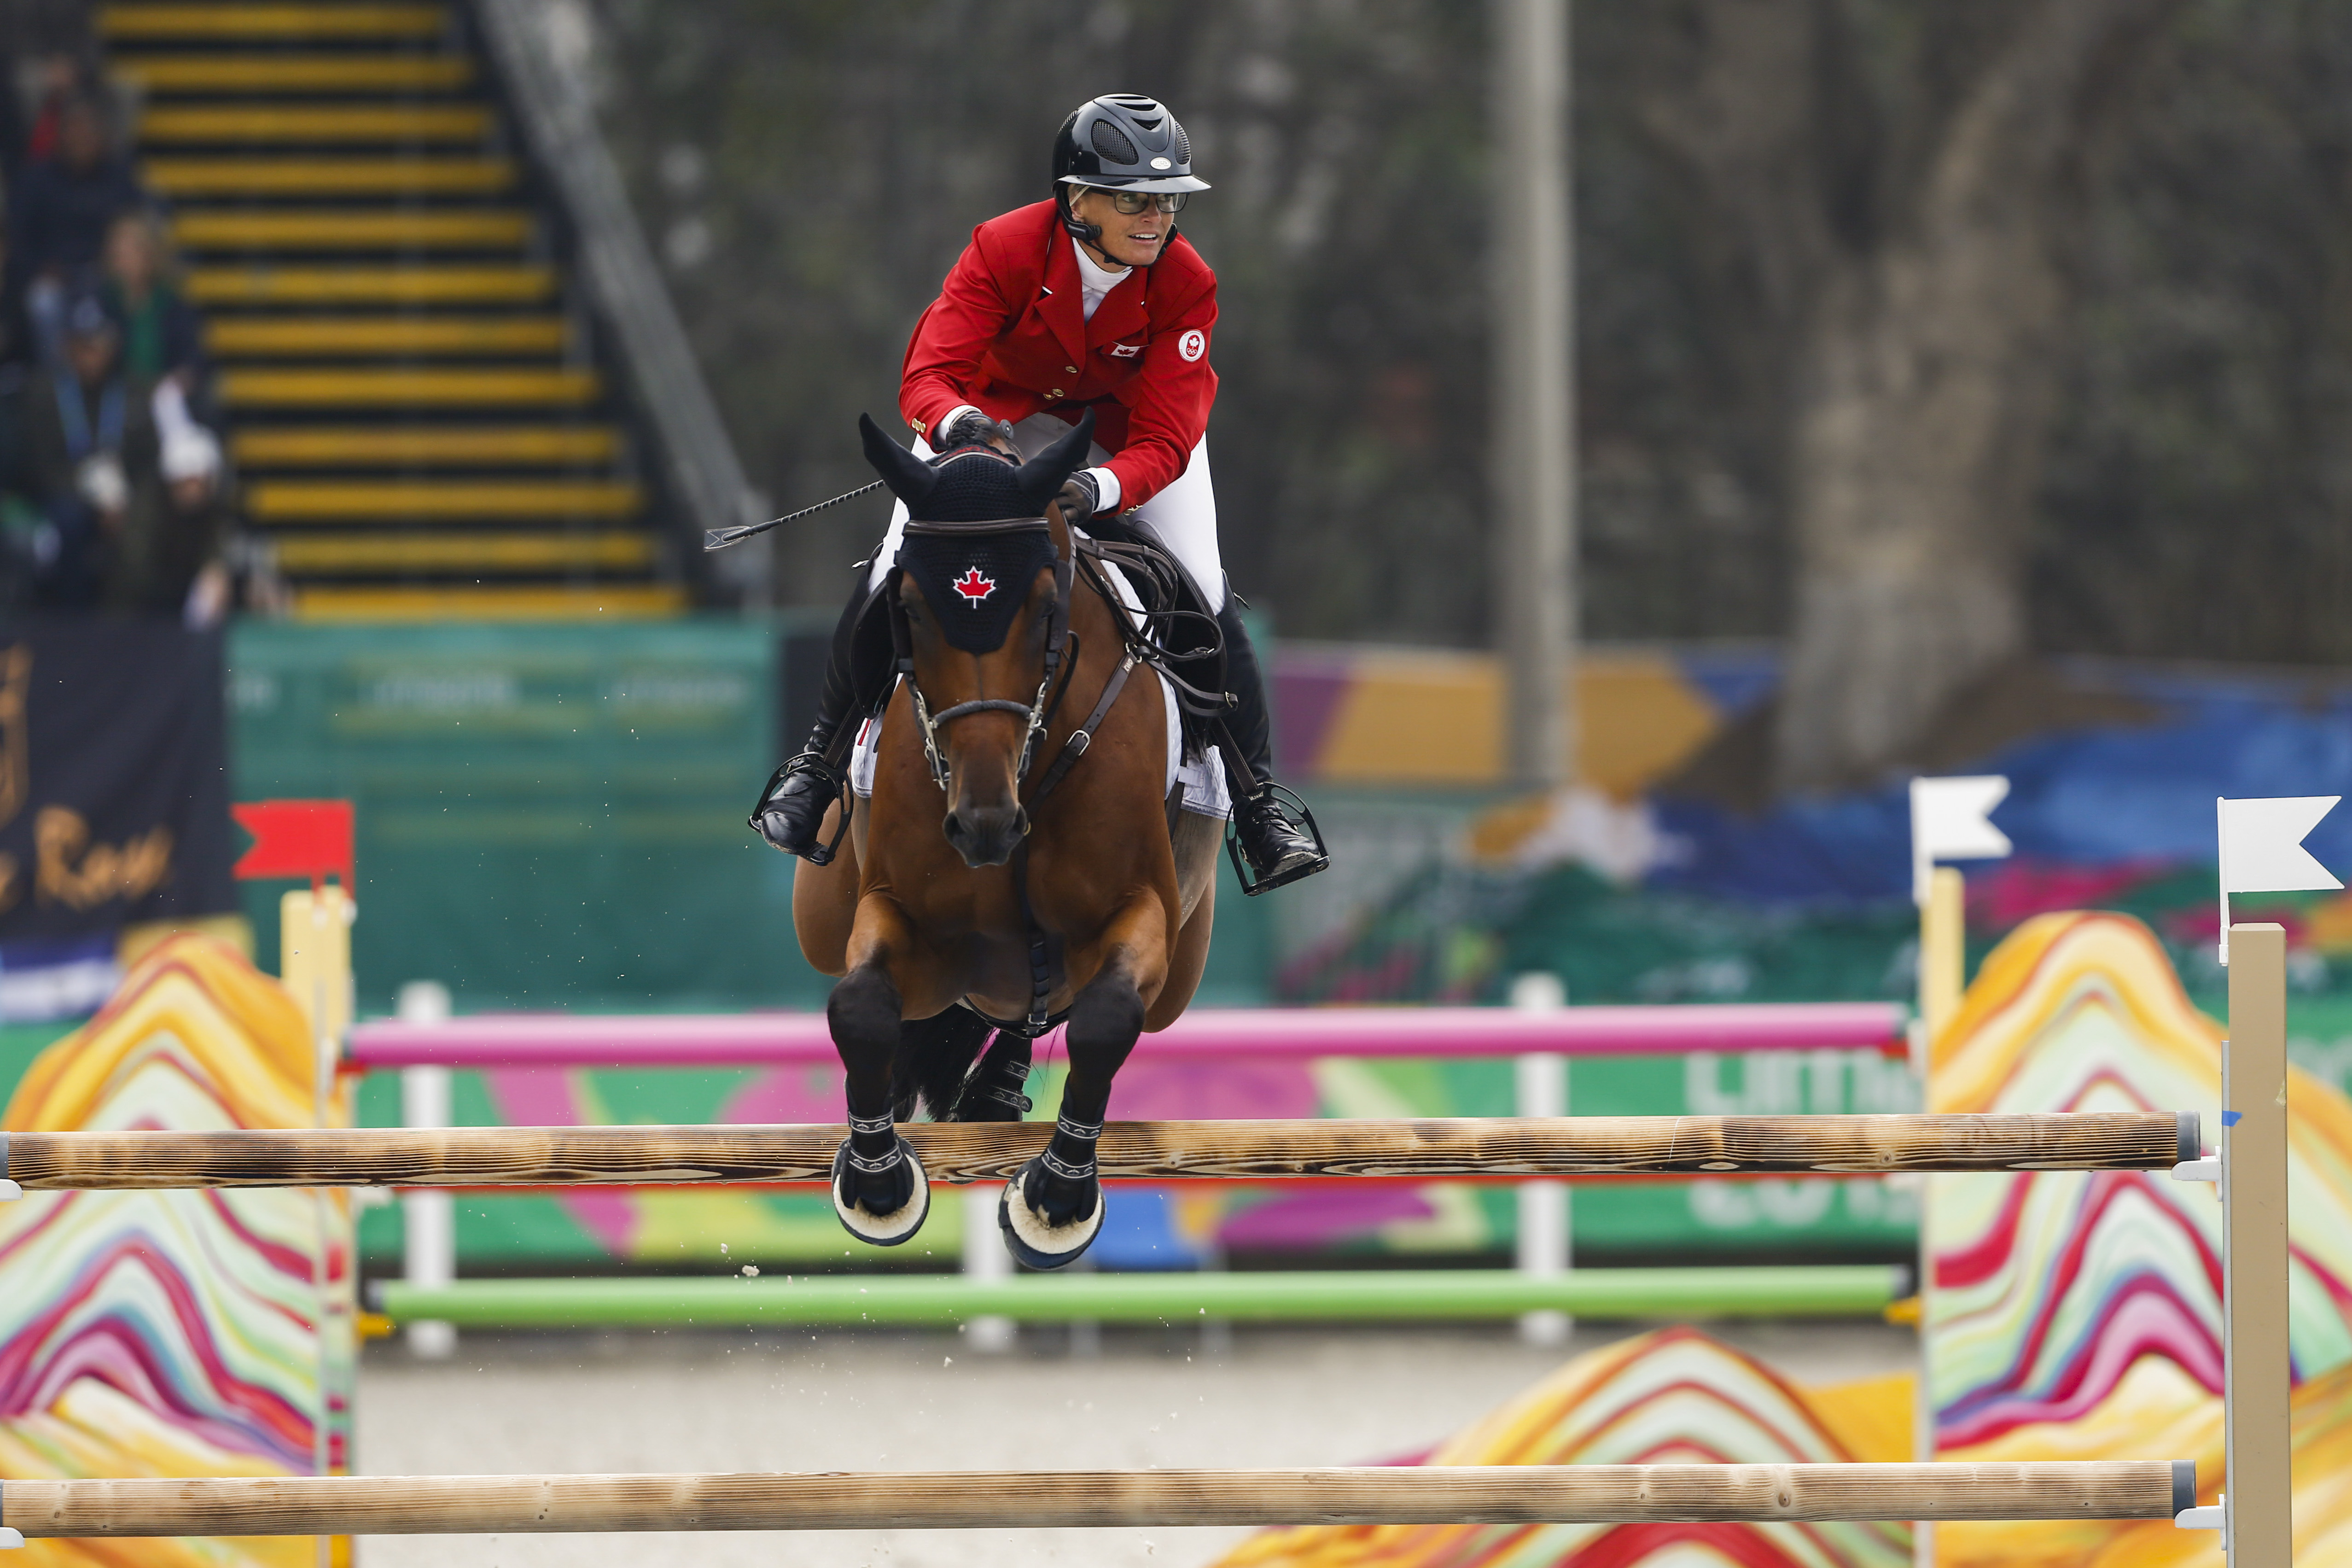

{"left": 1511, "top": 972, "right": 1570, "bottom": 1346}
{"left": 1909, "top": 775, "right": 2012, "bottom": 1045}
{"left": 1907, "top": 774, "right": 2011, "bottom": 1568}
{"left": 279, "top": 880, "right": 356, "bottom": 1562}
{"left": 961, "top": 1188, "right": 1015, "bottom": 1354}
{"left": 394, "top": 983, "right": 456, "bottom": 1362}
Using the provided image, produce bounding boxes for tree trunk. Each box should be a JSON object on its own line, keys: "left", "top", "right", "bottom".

{"left": 1772, "top": 0, "right": 2183, "bottom": 790}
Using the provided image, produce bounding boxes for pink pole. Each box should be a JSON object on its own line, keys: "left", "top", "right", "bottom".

{"left": 347, "top": 1003, "right": 1904, "bottom": 1072}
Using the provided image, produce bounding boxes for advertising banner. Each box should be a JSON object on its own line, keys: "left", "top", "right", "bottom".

{"left": 0, "top": 620, "right": 236, "bottom": 1016}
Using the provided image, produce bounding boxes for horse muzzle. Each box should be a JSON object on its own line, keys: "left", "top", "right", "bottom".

{"left": 942, "top": 802, "right": 1030, "bottom": 868}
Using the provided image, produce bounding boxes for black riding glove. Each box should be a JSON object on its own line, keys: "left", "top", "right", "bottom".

{"left": 935, "top": 410, "right": 1011, "bottom": 454}
{"left": 1055, "top": 471, "right": 1101, "bottom": 521}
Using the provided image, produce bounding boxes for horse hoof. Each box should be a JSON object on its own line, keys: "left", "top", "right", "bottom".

{"left": 996, "top": 1156, "right": 1103, "bottom": 1270}
{"left": 831, "top": 1137, "right": 930, "bottom": 1247}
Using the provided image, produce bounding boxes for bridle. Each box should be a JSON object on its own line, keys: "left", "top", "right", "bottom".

{"left": 888, "top": 512, "right": 1121, "bottom": 809}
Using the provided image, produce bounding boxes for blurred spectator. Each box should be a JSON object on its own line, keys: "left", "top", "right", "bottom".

{"left": 0, "top": 304, "right": 29, "bottom": 611}
{"left": 100, "top": 208, "right": 202, "bottom": 388}
{"left": 18, "top": 55, "right": 101, "bottom": 175}
{"left": 0, "top": 216, "right": 29, "bottom": 368}
{"left": 0, "top": 52, "right": 96, "bottom": 190}
{"left": 13, "top": 291, "right": 236, "bottom": 618}
{"left": 18, "top": 289, "right": 148, "bottom": 608}
{"left": 128, "top": 377, "right": 231, "bottom": 623}
{"left": 11, "top": 91, "right": 146, "bottom": 357}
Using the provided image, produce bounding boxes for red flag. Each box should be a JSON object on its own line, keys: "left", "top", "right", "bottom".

{"left": 232, "top": 799, "right": 354, "bottom": 893}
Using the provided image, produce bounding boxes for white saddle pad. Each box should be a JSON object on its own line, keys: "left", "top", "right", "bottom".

{"left": 850, "top": 540, "right": 1229, "bottom": 821}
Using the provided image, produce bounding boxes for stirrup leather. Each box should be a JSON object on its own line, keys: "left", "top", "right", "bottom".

{"left": 1226, "top": 781, "right": 1330, "bottom": 896}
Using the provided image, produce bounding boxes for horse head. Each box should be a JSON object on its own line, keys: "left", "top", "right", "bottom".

{"left": 859, "top": 410, "right": 1096, "bottom": 868}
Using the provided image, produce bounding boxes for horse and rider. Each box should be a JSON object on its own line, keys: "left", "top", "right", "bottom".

{"left": 754, "top": 94, "right": 1328, "bottom": 1268}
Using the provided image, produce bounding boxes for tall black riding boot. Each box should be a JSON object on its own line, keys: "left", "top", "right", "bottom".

{"left": 1209, "top": 599, "right": 1329, "bottom": 892}
{"left": 750, "top": 576, "right": 896, "bottom": 863}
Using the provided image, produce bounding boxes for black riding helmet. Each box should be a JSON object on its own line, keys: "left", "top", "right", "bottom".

{"left": 1053, "top": 94, "right": 1210, "bottom": 255}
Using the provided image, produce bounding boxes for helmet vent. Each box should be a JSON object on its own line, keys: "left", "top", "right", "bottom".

{"left": 1172, "top": 122, "right": 1190, "bottom": 163}
{"left": 1091, "top": 121, "right": 1139, "bottom": 165}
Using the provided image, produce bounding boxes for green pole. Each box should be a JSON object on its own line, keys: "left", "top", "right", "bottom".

{"left": 377, "top": 1265, "right": 1904, "bottom": 1330}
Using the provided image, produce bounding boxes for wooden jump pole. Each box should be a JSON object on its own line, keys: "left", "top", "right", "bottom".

{"left": 0, "top": 1112, "right": 2197, "bottom": 1191}
{"left": 0, "top": 1462, "right": 2194, "bottom": 1538}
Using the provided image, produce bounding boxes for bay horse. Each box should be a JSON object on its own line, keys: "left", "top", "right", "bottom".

{"left": 791, "top": 411, "right": 1224, "bottom": 1269}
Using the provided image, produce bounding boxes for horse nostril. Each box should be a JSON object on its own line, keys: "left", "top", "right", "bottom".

{"left": 1014, "top": 808, "right": 1032, "bottom": 837}
{"left": 941, "top": 811, "right": 964, "bottom": 842}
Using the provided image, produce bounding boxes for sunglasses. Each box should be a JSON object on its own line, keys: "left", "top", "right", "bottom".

{"left": 1087, "top": 189, "right": 1188, "bottom": 216}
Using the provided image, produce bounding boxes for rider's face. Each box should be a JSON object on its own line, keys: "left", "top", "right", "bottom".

{"left": 1069, "top": 187, "right": 1171, "bottom": 268}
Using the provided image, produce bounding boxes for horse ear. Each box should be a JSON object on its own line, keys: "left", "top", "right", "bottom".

{"left": 859, "top": 413, "right": 938, "bottom": 507}
{"left": 1013, "top": 408, "right": 1096, "bottom": 516}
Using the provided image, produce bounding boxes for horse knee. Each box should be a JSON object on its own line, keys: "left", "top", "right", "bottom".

{"left": 1068, "top": 966, "right": 1145, "bottom": 1059}
{"left": 829, "top": 963, "right": 900, "bottom": 1049}
{"left": 828, "top": 963, "right": 901, "bottom": 1107}
{"left": 1058, "top": 966, "right": 1144, "bottom": 1127}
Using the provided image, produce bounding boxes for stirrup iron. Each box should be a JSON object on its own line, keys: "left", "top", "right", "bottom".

{"left": 1227, "top": 781, "right": 1330, "bottom": 896}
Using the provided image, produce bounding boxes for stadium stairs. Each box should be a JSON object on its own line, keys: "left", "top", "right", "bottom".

{"left": 98, "top": 1, "right": 751, "bottom": 619}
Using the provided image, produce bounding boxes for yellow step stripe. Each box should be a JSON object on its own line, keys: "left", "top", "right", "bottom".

{"left": 249, "top": 480, "right": 640, "bottom": 520}
{"left": 223, "top": 367, "right": 600, "bottom": 408}
{"left": 273, "top": 531, "right": 655, "bottom": 573}
{"left": 121, "top": 55, "right": 472, "bottom": 92}
{"left": 100, "top": 5, "right": 448, "bottom": 39}
{"left": 188, "top": 266, "right": 553, "bottom": 305}
{"left": 140, "top": 105, "right": 489, "bottom": 143}
{"left": 175, "top": 209, "right": 530, "bottom": 250}
{"left": 232, "top": 426, "right": 620, "bottom": 467}
{"left": 293, "top": 584, "right": 687, "bottom": 621}
{"left": 207, "top": 316, "right": 567, "bottom": 358}
{"left": 144, "top": 157, "right": 515, "bottom": 196}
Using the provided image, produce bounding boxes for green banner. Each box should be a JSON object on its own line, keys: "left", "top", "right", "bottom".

{"left": 231, "top": 619, "right": 812, "bottom": 1013}
{"left": 229, "top": 619, "right": 1275, "bottom": 1015}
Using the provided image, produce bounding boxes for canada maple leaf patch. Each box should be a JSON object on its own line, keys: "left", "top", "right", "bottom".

{"left": 952, "top": 567, "right": 997, "bottom": 604}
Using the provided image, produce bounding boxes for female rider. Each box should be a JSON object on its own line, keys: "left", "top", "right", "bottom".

{"left": 752, "top": 93, "right": 1326, "bottom": 889}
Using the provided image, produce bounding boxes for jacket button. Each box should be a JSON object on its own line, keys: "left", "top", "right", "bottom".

{"left": 1065, "top": 366, "right": 1077, "bottom": 374}
{"left": 1048, "top": 389, "right": 1064, "bottom": 398}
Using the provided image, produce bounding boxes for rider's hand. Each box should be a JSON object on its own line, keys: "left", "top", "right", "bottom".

{"left": 1055, "top": 472, "right": 1101, "bottom": 521}
{"left": 935, "top": 409, "right": 1011, "bottom": 454}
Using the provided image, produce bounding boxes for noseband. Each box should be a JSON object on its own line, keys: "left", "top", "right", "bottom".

{"left": 890, "top": 515, "right": 1077, "bottom": 795}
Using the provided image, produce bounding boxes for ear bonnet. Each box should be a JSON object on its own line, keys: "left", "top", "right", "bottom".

{"left": 858, "top": 411, "right": 1094, "bottom": 653}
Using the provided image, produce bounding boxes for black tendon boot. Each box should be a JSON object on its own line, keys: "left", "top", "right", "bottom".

{"left": 751, "top": 576, "right": 896, "bottom": 863}
{"left": 1211, "top": 599, "right": 1329, "bottom": 893}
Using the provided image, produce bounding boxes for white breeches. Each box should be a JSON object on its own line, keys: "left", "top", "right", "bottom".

{"left": 867, "top": 411, "right": 1226, "bottom": 612}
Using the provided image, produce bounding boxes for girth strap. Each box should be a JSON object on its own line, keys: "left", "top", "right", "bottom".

{"left": 1008, "top": 839, "right": 1064, "bottom": 1032}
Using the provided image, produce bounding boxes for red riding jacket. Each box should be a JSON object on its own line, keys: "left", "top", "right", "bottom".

{"left": 900, "top": 199, "right": 1218, "bottom": 510}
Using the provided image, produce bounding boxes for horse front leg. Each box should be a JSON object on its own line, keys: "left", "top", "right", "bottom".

{"left": 1000, "top": 895, "right": 1169, "bottom": 1270}
{"left": 827, "top": 894, "right": 931, "bottom": 1246}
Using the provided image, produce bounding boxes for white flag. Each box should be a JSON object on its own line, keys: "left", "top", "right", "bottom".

{"left": 1910, "top": 775, "right": 2013, "bottom": 905}
{"left": 2217, "top": 795, "right": 2341, "bottom": 963}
